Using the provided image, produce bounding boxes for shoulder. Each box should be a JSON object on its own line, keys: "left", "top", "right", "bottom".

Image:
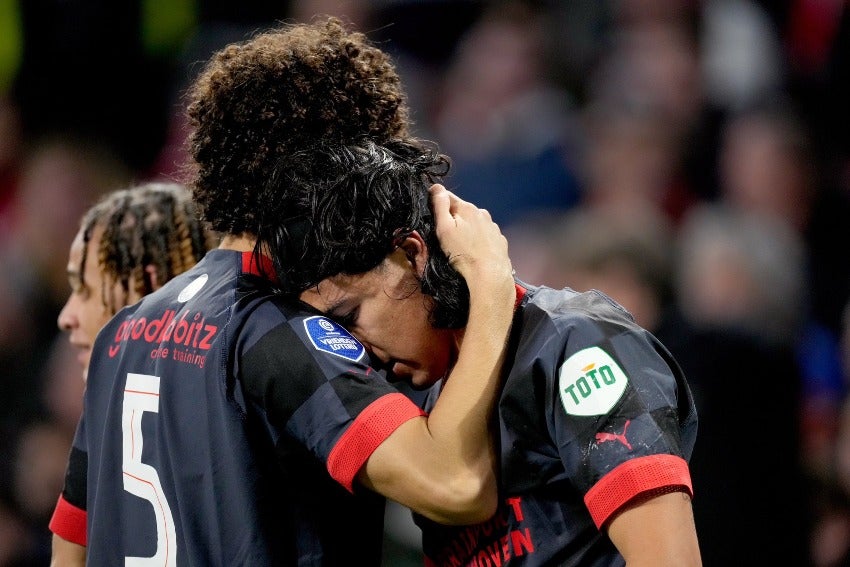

{"left": 517, "top": 285, "right": 641, "bottom": 352}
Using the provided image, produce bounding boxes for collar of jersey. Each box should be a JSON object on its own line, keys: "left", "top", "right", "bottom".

{"left": 514, "top": 282, "right": 527, "bottom": 310}
{"left": 241, "top": 251, "right": 280, "bottom": 284}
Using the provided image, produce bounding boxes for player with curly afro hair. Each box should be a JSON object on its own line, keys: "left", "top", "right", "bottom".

{"left": 186, "top": 16, "right": 411, "bottom": 236}
{"left": 184, "top": 17, "right": 482, "bottom": 330}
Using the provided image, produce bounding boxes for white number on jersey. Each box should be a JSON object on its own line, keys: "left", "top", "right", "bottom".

{"left": 122, "top": 373, "right": 177, "bottom": 566}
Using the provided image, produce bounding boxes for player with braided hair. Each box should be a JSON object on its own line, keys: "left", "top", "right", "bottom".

{"left": 57, "top": 182, "right": 217, "bottom": 380}
{"left": 51, "top": 182, "right": 216, "bottom": 563}
{"left": 50, "top": 17, "right": 515, "bottom": 566}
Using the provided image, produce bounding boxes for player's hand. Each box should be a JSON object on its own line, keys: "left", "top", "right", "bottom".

{"left": 429, "top": 184, "right": 514, "bottom": 297}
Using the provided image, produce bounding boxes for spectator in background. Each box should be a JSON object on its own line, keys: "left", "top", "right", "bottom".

{"left": 665, "top": 204, "right": 811, "bottom": 567}
{"left": 543, "top": 206, "right": 675, "bottom": 335}
{"left": 674, "top": 206, "right": 806, "bottom": 344}
{"left": 580, "top": 7, "right": 703, "bottom": 225}
{"left": 717, "top": 102, "right": 850, "bottom": 336}
{"left": 717, "top": 104, "right": 849, "bottom": 487}
{"left": 0, "top": 137, "right": 130, "bottom": 441}
{"left": 578, "top": 100, "right": 696, "bottom": 226}
{"left": 432, "top": 0, "right": 581, "bottom": 228}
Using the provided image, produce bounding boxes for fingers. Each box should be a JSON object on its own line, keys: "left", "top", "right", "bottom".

{"left": 429, "top": 184, "right": 492, "bottom": 226}
{"left": 429, "top": 184, "right": 453, "bottom": 227}
{"left": 430, "top": 184, "right": 463, "bottom": 232}
{"left": 428, "top": 184, "right": 511, "bottom": 282}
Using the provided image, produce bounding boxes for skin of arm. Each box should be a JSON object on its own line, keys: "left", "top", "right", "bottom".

{"left": 357, "top": 186, "right": 516, "bottom": 525}
{"left": 607, "top": 491, "right": 703, "bottom": 566}
{"left": 50, "top": 535, "right": 86, "bottom": 567}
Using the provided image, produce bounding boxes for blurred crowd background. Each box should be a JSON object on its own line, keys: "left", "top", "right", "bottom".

{"left": 0, "top": 0, "right": 849, "bottom": 565}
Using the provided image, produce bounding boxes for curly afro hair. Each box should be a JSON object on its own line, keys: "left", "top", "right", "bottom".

{"left": 186, "top": 17, "right": 411, "bottom": 235}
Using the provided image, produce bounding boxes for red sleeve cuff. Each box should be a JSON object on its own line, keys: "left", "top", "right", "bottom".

{"left": 584, "top": 454, "right": 693, "bottom": 529}
{"left": 49, "top": 494, "right": 87, "bottom": 546}
{"left": 327, "top": 392, "right": 426, "bottom": 491}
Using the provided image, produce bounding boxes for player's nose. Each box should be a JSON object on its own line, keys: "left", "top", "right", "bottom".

{"left": 57, "top": 296, "right": 78, "bottom": 331}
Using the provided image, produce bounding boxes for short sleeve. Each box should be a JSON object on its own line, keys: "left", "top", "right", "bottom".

{"left": 238, "top": 307, "right": 424, "bottom": 491}
{"left": 549, "top": 316, "right": 694, "bottom": 527}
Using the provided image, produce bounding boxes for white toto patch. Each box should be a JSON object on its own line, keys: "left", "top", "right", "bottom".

{"left": 558, "top": 346, "right": 628, "bottom": 416}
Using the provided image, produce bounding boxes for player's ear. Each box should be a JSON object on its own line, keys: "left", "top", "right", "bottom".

{"left": 397, "top": 231, "right": 429, "bottom": 278}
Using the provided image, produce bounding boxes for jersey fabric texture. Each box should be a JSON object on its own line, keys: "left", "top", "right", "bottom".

{"left": 417, "top": 283, "right": 698, "bottom": 567}
{"left": 49, "top": 249, "right": 424, "bottom": 565}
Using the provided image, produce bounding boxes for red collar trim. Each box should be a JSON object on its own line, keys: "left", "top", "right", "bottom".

{"left": 514, "top": 282, "right": 527, "bottom": 310}
{"left": 241, "top": 251, "right": 279, "bottom": 283}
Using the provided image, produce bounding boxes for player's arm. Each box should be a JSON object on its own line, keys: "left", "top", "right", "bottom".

{"left": 50, "top": 534, "right": 86, "bottom": 567}
{"left": 50, "top": 424, "right": 88, "bottom": 565}
{"left": 607, "top": 491, "right": 702, "bottom": 566}
{"left": 357, "top": 185, "right": 515, "bottom": 525}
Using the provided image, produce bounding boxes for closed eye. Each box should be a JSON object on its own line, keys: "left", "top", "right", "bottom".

{"left": 331, "top": 308, "right": 358, "bottom": 329}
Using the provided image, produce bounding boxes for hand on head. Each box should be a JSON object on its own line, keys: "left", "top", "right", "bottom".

{"left": 429, "top": 184, "right": 515, "bottom": 297}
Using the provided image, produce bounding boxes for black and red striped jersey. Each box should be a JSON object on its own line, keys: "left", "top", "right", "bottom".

{"left": 50, "top": 249, "right": 424, "bottom": 565}
{"left": 417, "top": 283, "right": 698, "bottom": 567}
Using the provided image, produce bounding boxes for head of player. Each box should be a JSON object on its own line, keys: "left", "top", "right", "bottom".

{"left": 186, "top": 16, "right": 410, "bottom": 233}
{"left": 185, "top": 18, "right": 476, "bottom": 388}
{"left": 262, "top": 138, "right": 473, "bottom": 388}
{"left": 57, "top": 182, "right": 217, "bottom": 379}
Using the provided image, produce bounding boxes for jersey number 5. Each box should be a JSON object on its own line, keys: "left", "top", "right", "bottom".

{"left": 122, "top": 373, "right": 177, "bottom": 566}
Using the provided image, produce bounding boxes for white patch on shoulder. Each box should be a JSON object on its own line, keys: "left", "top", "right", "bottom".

{"left": 558, "top": 346, "right": 628, "bottom": 416}
{"left": 177, "top": 273, "right": 208, "bottom": 303}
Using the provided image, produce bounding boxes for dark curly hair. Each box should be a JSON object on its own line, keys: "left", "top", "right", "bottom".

{"left": 185, "top": 16, "right": 411, "bottom": 235}
{"left": 79, "top": 183, "right": 218, "bottom": 314}
{"left": 260, "top": 138, "right": 470, "bottom": 329}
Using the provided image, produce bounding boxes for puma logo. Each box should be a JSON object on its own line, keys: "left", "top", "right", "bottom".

{"left": 595, "top": 419, "right": 632, "bottom": 450}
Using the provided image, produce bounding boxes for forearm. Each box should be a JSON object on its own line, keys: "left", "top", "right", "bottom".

{"left": 423, "top": 185, "right": 517, "bottom": 466}
{"left": 425, "top": 275, "right": 515, "bottom": 461}
{"left": 51, "top": 534, "right": 86, "bottom": 567}
{"left": 361, "top": 275, "right": 515, "bottom": 524}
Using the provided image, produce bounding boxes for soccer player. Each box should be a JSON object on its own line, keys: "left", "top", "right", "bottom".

{"left": 51, "top": 182, "right": 218, "bottom": 561}
{"left": 262, "top": 138, "right": 702, "bottom": 566}
{"left": 55, "top": 182, "right": 217, "bottom": 382}
{"left": 50, "top": 18, "right": 517, "bottom": 565}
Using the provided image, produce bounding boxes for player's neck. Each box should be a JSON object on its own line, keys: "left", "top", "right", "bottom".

{"left": 219, "top": 233, "right": 256, "bottom": 252}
